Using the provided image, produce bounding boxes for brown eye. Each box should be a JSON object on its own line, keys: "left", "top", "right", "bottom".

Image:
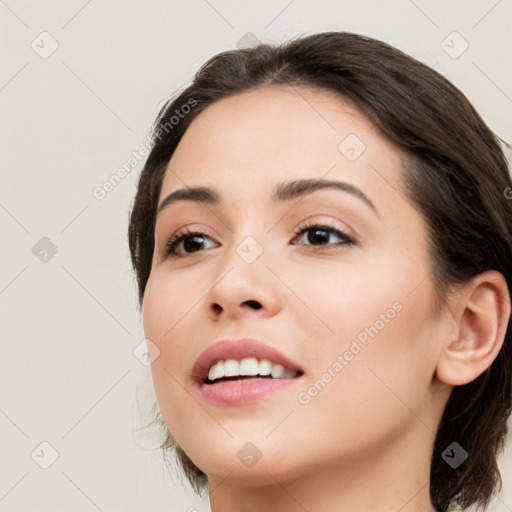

{"left": 292, "top": 223, "right": 355, "bottom": 249}
{"left": 164, "top": 229, "right": 218, "bottom": 257}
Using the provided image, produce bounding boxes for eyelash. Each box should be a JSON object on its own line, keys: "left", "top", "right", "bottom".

{"left": 163, "top": 221, "right": 355, "bottom": 258}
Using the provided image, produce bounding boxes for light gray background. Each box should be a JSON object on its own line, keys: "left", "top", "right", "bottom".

{"left": 1, "top": 1, "right": 511, "bottom": 511}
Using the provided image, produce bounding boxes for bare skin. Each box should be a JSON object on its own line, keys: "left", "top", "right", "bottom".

{"left": 142, "top": 85, "right": 510, "bottom": 512}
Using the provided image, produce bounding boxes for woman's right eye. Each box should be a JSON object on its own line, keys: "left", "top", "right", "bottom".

{"left": 164, "top": 228, "right": 218, "bottom": 258}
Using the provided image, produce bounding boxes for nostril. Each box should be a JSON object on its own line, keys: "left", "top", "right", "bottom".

{"left": 212, "top": 303, "right": 223, "bottom": 314}
{"left": 243, "top": 300, "right": 262, "bottom": 310}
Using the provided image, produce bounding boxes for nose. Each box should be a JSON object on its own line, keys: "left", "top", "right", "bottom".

{"left": 203, "top": 245, "right": 282, "bottom": 322}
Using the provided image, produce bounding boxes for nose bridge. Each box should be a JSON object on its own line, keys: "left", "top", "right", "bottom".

{"left": 224, "top": 210, "right": 268, "bottom": 267}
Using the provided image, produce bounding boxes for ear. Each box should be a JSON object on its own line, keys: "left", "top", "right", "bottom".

{"left": 436, "top": 270, "right": 511, "bottom": 386}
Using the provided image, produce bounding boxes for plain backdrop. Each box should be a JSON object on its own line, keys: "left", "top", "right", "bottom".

{"left": 1, "top": 1, "right": 511, "bottom": 511}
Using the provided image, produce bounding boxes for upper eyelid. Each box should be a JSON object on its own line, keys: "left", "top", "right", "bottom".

{"left": 163, "top": 219, "right": 351, "bottom": 243}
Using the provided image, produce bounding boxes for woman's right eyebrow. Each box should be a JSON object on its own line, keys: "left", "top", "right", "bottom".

{"left": 156, "top": 178, "right": 380, "bottom": 220}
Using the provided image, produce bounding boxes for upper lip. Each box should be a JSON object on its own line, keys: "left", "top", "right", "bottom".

{"left": 191, "top": 338, "right": 305, "bottom": 384}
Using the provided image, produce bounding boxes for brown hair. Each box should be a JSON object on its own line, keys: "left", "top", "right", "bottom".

{"left": 128, "top": 31, "right": 512, "bottom": 511}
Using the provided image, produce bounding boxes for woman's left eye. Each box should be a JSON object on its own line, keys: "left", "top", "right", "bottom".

{"left": 291, "top": 223, "right": 355, "bottom": 249}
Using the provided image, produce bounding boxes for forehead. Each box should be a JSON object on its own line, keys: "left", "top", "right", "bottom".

{"left": 159, "top": 85, "right": 405, "bottom": 214}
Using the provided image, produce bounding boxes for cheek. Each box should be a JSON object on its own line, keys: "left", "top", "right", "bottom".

{"left": 286, "top": 252, "right": 411, "bottom": 345}
{"left": 290, "top": 299, "right": 437, "bottom": 468}
{"left": 142, "top": 269, "right": 205, "bottom": 343}
{"left": 142, "top": 266, "right": 218, "bottom": 386}
{"left": 142, "top": 273, "right": 199, "bottom": 437}
{"left": 294, "top": 252, "right": 437, "bottom": 402}
{"left": 142, "top": 273, "right": 193, "bottom": 394}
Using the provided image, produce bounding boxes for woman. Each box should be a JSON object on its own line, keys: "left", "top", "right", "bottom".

{"left": 128, "top": 32, "right": 512, "bottom": 511}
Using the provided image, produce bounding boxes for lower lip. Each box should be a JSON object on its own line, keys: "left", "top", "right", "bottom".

{"left": 197, "top": 376, "right": 303, "bottom": 406}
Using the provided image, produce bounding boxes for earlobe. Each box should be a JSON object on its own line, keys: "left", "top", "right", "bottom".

{"left": 436, "top": 270, "right": 511, "bottom": 386}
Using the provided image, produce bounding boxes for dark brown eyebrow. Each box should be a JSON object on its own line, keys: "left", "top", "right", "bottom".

{"left": 156, "top": 178, "right": 380, "bottom": 219}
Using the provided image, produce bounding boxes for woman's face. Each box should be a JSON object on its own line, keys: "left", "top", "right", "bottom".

{"left": 143, "top": 85, "right": 451, "bottom": 487}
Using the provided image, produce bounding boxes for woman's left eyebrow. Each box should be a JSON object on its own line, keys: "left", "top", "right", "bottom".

{"left": 156, "top": 178, "right": 380, "bottom": 219}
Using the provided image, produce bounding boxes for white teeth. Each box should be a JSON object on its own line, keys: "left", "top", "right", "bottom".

{"left": 240, "top": 357, "right": 259, "bottom": 376}
{"left": 270, "top": 363, "right": 285, "bottom": 378}
{"left": 206, "top": 357, "right": 300, "bottom": 382}
{"left": 258, "top": 359, "right": 272, "bottom": 376}
{"left": 208, "top": 360, "right": 224, "bottom": 382}
{"left": 223, "top": 359, "right": 240, "bottom": 377}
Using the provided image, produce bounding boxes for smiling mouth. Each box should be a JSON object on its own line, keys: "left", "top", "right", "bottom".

{"left": 191, "top": 339, "right": 306, "bottom": 390}
{"left": 196, "top": 354, "right": 305, "bottom": 405}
